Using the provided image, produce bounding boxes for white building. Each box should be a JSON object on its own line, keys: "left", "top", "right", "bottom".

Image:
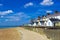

{"left": 28, "top": 12, "right": 60, "bottom": 27}
{"left": 46, "top": 13, "right": 60, "bottom": 19}
{"left": 40, "top": 18, "right": 54, "bottom": 27}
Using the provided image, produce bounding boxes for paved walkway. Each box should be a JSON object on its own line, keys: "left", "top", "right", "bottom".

{"left": 17, "top": 27, "right": 49, "bottom": 40}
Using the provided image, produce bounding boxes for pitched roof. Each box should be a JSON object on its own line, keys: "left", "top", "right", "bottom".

{"left": 50, "top": 18, "right": 60, "bottom": 22}
{"left": 46, "top": 13, "right": 60, "bottom": 18}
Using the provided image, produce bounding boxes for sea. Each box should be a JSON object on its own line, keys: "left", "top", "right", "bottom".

{"left": 0, "top": 25, "right": 21, "bottom": 29}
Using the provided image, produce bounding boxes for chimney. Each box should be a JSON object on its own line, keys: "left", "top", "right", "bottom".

{"left": 47, "top": 13, "right": 50, "bottom": 16}
{"left": 42, "top": 15, "right": 46, "bottom": 19}
{"left": 37, "top": 16, "right": 40, "bottom": 22}
{"left": 37, "top": 16, "right": 40, "bottom": 20}
{"left": 55, "top": 11, "right": 59, "bottom": 14}
{"left": 30, "top": 19, "right": 34, "bottom": 24}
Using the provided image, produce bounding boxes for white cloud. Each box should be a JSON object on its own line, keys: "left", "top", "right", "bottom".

{"left": 4, "top": 12, "right": 30, "bottom": 22}
{"left": 46, "top": 10, "right": 52, "bottom": 13}
{"left": 0, "top": 10, "right": 13, "bottom": 15}
{"left": 0, "top": 4, "right": 3, "bottom": 6}
{"left": 0, "top": 16, "right": 4, "bottom": 18}
{"left": 14, "top": 12, "right": 30, "bottom": 18}
{"left": 40, "top": 0, "right": 54, "bottom": 6}
{"left": 5, "top": 18, "right": 20, "bottom": 21}
{"left": 5, "top": 16, "right": 20, "bottom": 21}
{"left": 24, "top": 2, "right": 33, "bottom": 8}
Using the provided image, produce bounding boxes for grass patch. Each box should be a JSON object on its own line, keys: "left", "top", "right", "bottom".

{"left": 24, "top": 26, "right": 60, "bottom": 40}
{"left": 23, "top": 27, "right": 45, "bottom": 35}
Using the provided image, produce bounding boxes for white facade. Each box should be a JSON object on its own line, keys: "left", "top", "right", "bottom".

{"left": 28, "top": 13, "right": 60, "bottom": 27}
{"left": 29, "top": 18, "right": 54, "bottom": 27}
{"left": 40, "top": 19, "right": 54, "bottom": 27}
{"left": 29, "top": 21, "right": 54, "bottom": 27}
{"left": 32, "top": 22, "right": 41, "bottom": 26}
{"left": 38, "top": 22, "right": 41, "bottom": 26}
{"left": 45, "top": 20, "right": 54, "bottom": 27}
{"left": 33, "top": 23, "right": 36, "bottom": 26}
{"left": 47, "top": 14, "right": 60, "bottom": 19}
{"left": 56, "top": 16, "right": 60, "bottom": 19}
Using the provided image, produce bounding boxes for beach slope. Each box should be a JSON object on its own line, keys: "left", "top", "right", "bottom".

{"left": 0, "top": 28, "right": 21, "bottom": 40}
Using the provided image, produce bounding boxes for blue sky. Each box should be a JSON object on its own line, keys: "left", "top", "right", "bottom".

{"left": 0, "top": 0, "right": 60, "bottom": 26}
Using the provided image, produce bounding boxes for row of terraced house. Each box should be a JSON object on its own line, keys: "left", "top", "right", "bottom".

{"left": 28, "top": 11, "right": 60, "bottom": 27}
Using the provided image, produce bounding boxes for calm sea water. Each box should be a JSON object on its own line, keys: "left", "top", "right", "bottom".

{"left": 0, "top": 25, "right": 21, "bottom": 29}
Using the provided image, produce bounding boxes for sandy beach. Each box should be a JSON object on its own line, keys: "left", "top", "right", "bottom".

{"left": 0, "top": 27, "right": 49, "bottom": 40}
{"left": 0, "top": 27, "right": 21, "bottom": 40}
{"left": 17, "top": 27, "right": 49, "bottom": 40}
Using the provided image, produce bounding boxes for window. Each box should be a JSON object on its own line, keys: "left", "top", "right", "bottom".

{"left": 48, "top": 22, "right": 50, "bottom": 26}
{"left": 36, "top": 22, "right": 38, "bottom": 25}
